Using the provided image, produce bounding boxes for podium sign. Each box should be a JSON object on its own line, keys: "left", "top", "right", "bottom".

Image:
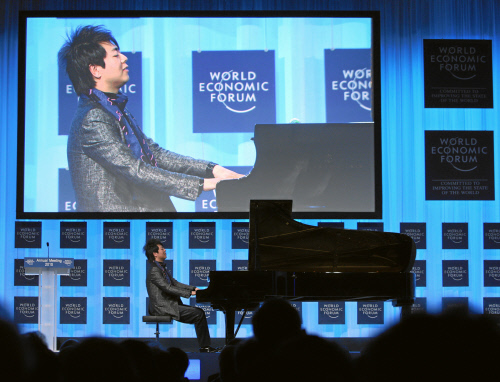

{"left": 24, "top": 257, "right": 74, "bottom": 351}
{"left": 24, "top": 257, "right": 74, "bottom": 273}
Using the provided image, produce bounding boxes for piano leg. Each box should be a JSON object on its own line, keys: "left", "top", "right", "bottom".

{"left": 393, "top": 298, "right": 414, "bottom": 320}
{"left": 224, "top": 308, "right": 236, "bottom": 345}
{"left": 400, "top": 303, "right": 413, "bottom": 320}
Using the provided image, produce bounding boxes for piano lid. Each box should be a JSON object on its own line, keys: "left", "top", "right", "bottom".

{"left": 248, "top": 200, "right": 416, "bottom": 273}
{"left": 215, "top": 123, "right": 378, "bottom": 216}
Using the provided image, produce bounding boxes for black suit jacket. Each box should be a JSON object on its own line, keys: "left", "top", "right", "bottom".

{"left": 146, "top": 262, "right": 195, "bottom": 320}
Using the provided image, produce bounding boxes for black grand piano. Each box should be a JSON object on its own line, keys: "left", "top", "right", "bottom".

{"left": 214, "top": 123, "right": 377, "bottom": 215}
{"left": 197, "top": 200, "right": 416, "bottom": 344}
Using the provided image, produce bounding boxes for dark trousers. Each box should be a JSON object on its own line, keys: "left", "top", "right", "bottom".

{"left": 177, "top": 304, "right": 211, "bottom": 348}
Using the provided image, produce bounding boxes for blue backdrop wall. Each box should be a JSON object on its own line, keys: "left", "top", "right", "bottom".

{"left": 1, "top": 0, "right": 499, "bottom": 341}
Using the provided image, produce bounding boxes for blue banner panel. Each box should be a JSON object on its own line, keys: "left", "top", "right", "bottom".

{"left": 146, "top": 222, "right": 173, "bottom": 249}
{"left": 318, "top": 302, "right": 346, "bottom": 325}
{"left": 484, "top": 223, "right": 500, "bottom": 249}
{"left": 190, "top": 300, "right": 217, "bottom": 325}
{"left": 60, "top": 297, "right": 87, "bottom": 324}
{"left": 442, "top": 223, "right": 469, "bottom": 249}
{"left": 357, "top": 302, "right": 384, "bottom": 325}
{"left": 325, "top": 49, "right": 373, "bottom": 123}
{"left": 231, "top": 222, "right": 249, "bottom": 249}
{"left": 357, "top": 222, "right": 384, "bottom": 232}
{"left": 59, "top": 52, "right": 143, "bottom": 135}
{"left": 411, "top": 298, "right": 427, "bottom": 315}
{"left": 14, "top": 297, "right": 38, "bottom": 324}
{"left": 195, "top": 166, "right": 253, "bottom": 212}
{"left": 317, "top": 222, "right": 345, "bottom": 229}
{"left": 60, "top": 221, "right": 87, "bottom": 249}
{"left": 58, "top": 69, "right": 78, "bottom": 136}
{"left": 103, "top": 222, "right": 130, "bottom": 249}
{"left": 103, "top": 297, "right": 130, "bottom": 324}
{"left": 58, "top": 168, "right": 76, "bottom": 212}
{"left": 483, "top": 298, "right": 500, "bottom": 318}
{"left": 443, "top": 260, "right": 469, "bottom": 287}
{"left": 189, "top": 260, "right": 216, "bottom": 287}
{"left": 400, "top": 223, "right": 427, "bottom": 250}
{"left": 484, "top": 260, "right": 500, "bottom": 287}
{"left": 15, "top": 221, "right": 42, "bottom": 248}
{"left": 192, "top": 50, "right": 276, "bottom": 133}
{"left": 425, "top": 131, "right": 495, "bottom": 200}
{"left": 423, "top": 39, "right": 493, "bottom": 108}
{"left": 60, "top": 259, "right": 87, "bottom": 287}
{"left": 412, "top": 260, "right": 427, "bottom": 288}
{"left": 442, "top": 297, "right": 469, "bottom": 312}
{"left": 189, "top": 222, "right": 216, "bottom": 249}
{"left": 234, "top": 306, "right": 255, "bottom": 326}
{"left": 232, "top": 260, "right": 248, "bottom": 272}
{"left": 103, "top": 260, "right": 130, "bottom": 287}
{"left": 14, "top": 259, "right": 39, "bottom": 286}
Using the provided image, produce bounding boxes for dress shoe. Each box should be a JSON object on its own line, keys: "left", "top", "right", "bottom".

{"left": 199, "top": 346, "right": 219, "bottom": 353}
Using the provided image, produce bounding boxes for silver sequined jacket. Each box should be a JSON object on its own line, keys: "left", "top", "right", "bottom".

{"left": 67, "top": 97, "right": 211, "bottom": 212}
{"left": 146, "top": 262, "right": 194, "bottom": 319}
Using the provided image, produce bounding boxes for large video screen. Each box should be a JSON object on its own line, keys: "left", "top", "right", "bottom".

{"left": 17, "top": 11, "right": 381, "bottom": 219}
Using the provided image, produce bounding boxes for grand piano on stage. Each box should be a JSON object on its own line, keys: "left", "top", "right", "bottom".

{"left": 214, "top": 123, "right": 378, "bottom": 216}
{"left": 196, "top": 200, "right": 416, "bottom": 344}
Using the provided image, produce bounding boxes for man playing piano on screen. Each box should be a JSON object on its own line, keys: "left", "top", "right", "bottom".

{"left": 144, "top": 239, "right": 217, "bottom": 353}
{"left": 58, "top": 25, "right": 242, "bottom": 212}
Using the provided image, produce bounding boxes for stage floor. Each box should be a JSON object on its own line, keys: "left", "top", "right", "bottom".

{"left": 57, "top": 336, "right": 369, "bottom": 352}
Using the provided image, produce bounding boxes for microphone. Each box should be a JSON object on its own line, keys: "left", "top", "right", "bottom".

{"left": 46, "top": 242, "right": 49, "bottom": 258}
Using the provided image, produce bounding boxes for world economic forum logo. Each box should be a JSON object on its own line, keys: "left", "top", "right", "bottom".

{"left": 201, "top": 70, "right": 263, "bottom": 113}
{"left": 425, "top": 131, "right": 495, "bottom": 201}
{"left": 424, "top": 40, "right": 493, "bottom": 108}
{"left": 325, "top": 49, "right": 373, "bottom": 123}
{"left": 192, "top": 50, "right": 276, "bottom": 133}
{"left": 431, "top": 136, "right": 489, "bottom": 172}
{"left": 103, "top": 297, "right": 130, "bottom": 324}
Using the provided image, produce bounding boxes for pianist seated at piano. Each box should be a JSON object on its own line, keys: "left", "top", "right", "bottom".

{"left": 143, "top": 239, "right": 218, "bottom": 353}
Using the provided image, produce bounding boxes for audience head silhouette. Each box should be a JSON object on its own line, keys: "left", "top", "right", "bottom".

{"left": 165, "top": 346, "right": 190, "bottom": 381}
{"left": 118, "top": 339, "right": 156, "bottom": 381}
{"left": 269, "top": 333, "right": 355, "bottom": 382}
{"left": 59, "top": 338, "right": 79, "bottom": 353}
{"left": 233, "top": 299, "right": 336, "bottom": 382}
{"left": 22, "top": 331, "right": 60, "bottom": 381}
{"left": 357, "top": 309, "right": 500, "bottom": 382}
{"left": 5, "top": 299, "right": 500, "bottom": 382}
{"left": 0, "top": 318, "right": 26, "bottom": 382}
{"left": 59, "top": 337, "right": 136, "bottom": 382}
{"left": 251, "top": 298, "right": 303, "bottom": 344}
{"left": 235, "top": 298, "right": 355, "bottom": 382}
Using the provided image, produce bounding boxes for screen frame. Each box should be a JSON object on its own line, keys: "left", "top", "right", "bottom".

{"left": 16, "top": 9, "right": 382, "bottom": 220}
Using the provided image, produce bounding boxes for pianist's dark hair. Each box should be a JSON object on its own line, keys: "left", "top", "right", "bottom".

{"left": 58, "top": 25, "right": 119, "bottom": 95}
{"left": 143, "top": 239, "right": 163, "bottom": 262}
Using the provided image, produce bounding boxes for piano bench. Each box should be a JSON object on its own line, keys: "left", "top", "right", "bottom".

{"left": 142, "top": 315, "right": 173, "bottom": 341}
